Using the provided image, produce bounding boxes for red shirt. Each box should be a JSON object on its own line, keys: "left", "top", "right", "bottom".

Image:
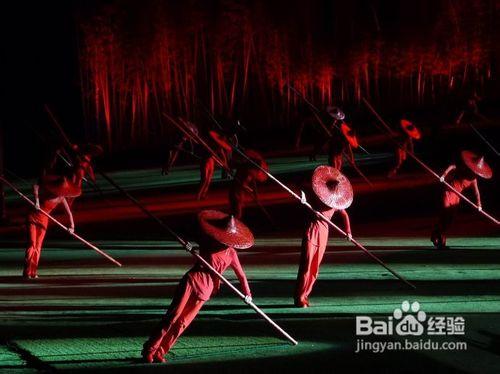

{"left": 187, "top": 247, "right": 251, "bottom": 301}
{"left": 444, "top": 176, "right": 476, "bottom": 207}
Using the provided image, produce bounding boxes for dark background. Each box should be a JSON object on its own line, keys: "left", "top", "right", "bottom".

{"left": 2, "top": 0, "right": 499, "bottom": 176}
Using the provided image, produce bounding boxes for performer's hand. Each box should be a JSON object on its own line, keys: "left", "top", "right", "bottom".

{"left": 478, "top": 205, "right": 483, "bottom": 212}
{"left": 439, "top": 175, "right": 445, "bottom": 182}
{"left": 35, "top": 201, "right": 41, "bottom": 210}
{"left": 300, "top": 190, "right": 307, "bottom": 205}
{"left": 185, "top": 242, "right": 193, "bottom": 252}
{"left": 244, "top": 295, "right": 252, "bottom": 304}
{"left": 68, "top": 227, "right": 75, "bottom": 234}
{"left": 347, "top": 232, "right": 353, "bottom": 241}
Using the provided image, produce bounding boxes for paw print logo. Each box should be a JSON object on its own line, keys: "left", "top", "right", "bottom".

{"left": 393, "top": 301, "right": 427, "bottom": 336}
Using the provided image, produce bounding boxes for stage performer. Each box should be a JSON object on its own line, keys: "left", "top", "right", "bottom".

{"left": 295, "top": 166, "right": 353, "bottom": 308}
{"left": 228, "top": 149, "right": 269, "bottom": 219}
{"left": 142, "top": 210, "right": 253, "bottom": 363}
{"left": 197, "top": 130, "right": 232, "bottom": 200}
{"left": 327, "top": 122, "right": 359, "bottom": 170}
{"left": 162, "top": 121, "right": 198, "bottom": 176}
{"left": 431, "top": 150, "right": 492, "bottom": 249}
{"left": 455, "top": 92, "right": 482, "bottom": 126}
{"left": 23, "top": 144, "right": 102, "bottom": 279}
{"left": 388, "top": 119, "right": 421, "bottom": 177}
{"left": 307, "top": 107, "right": 360, "bottom": 170}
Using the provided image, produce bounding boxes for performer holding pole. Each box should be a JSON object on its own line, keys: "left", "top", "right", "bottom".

{"left": 162, "top": 120, "right": 199, "bottom": 176}
{"left": 296, "top": 166, "right": 352, "bottom": 307}
{"left": 142, "top": 210, "right": 296, "bottom": 363}
{"left": 387, "top": 119, "right": 422, "bottom": 178}
{"left": 363, "top": 97, "right": 499, "bottom": 225}
{"left": 229, "top": 149, "right": 269, "bottom": 219}
{"left": 1, "top": 145, "right": 120, "bottom": 277}
{"left": 229, "top": 143, "right": 415, "bottom": 289}
{"left": 431, "top": 151, "right": 493, "bottom": 249}
{"left": 197, "top": 129, "right": 233, "bottom": 200}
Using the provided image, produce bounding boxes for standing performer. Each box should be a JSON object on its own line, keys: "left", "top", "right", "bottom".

{"left": 455, "top": 92, "right": 482, "bottom": 126}
{"left": 327, "top": 122, "right": 359, "bottom": 170}
{"left": 388, "top": 119, "right": 422, "bottom": 177}
{"left": 197, "top": 130, "right": 232, "bottom": 200}
{"left": 308, "top": 107, "right": 360, "bottom": 170}
{"left": 228, "top": 150, "right": 269, "bottom": 219}
{"left": 142, "top": 210, "right": 253, "bottom": 363}
{"left": 431, "top": 150, "right": 492, "bottom": 249}
{"left": 295, "top": 166, "right": 353, "bottom": 307}
{"left": 24, "top": 144, "right": 102, "bottom": 279}
{"left": 162, "top": 121, "right": 198, "bottom": 176}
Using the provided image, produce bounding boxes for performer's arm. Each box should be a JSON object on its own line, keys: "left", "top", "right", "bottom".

{"left": 472, "top": 179, "right": 482, "bottom": 210}
{"left": 231, "top": 251, "right": 252, "bottom": 298}
{"left": 339, "top": 209, "right": 352, "bottom": 240}
{"left": 62, "top": 198, "right": 75, "bottom": 233}
{"left": 440, "top": 164, "right": 456, "bottom": 182}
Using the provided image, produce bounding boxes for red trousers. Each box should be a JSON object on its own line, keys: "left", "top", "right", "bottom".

{"left": 295, "top": 218, "right": 330, "bottom": 303}
{"left": 329, "top": 153, "right": 343, "bottom": 170}
{"left": 143, "top": 278, "right": 205, "bottom": 357}
{"left": 197, "top": 157, "right": 215, "bottom": 200}
{"left": 431, "top": 205, "right": 458, "bottom": 248}
{"left": 24, "top": 219, "right": 49, "bottom": 278}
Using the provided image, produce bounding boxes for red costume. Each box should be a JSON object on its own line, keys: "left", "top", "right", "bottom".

{"left": 431, "top": 151, "right": 490, "bottom": 249}
{"left": 388, "top": 119, "right": 421, "bottom": 177}
{"left": 24, "top": 192, "right": 73, "bottom": 279}
{"left": 162, "top": 121, "right": 198, "bottom": 175}
{"left": 229, "top": 150, "right": 268, "bottom": 219}
{"left": 24, "top": 146, "right": 99, "bottom": 279}
{"left": 295, "top": 166, "right": 353, "bottom": 307}
{"left": 143, "top": 210, "right": 253, "bottom": 363}
{"left": 142, "top": 246, "right": 251, "bottom": 359}
{"left": 296, "top": 203, "right": 351, "bottom": 307}
{"left": 327, "top": 125, "right": 357, "bottom": 170}
{"left": 197, "top": 130, "right": 232, "bottom": 200}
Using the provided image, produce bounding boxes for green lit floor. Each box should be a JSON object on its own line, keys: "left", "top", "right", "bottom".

{"left": 1, "top": 237, "right": 500, "bottom": 373}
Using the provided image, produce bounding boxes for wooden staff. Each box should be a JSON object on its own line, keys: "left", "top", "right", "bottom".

{"left": 362, "top": 98, "right": 499, "bottom": 225}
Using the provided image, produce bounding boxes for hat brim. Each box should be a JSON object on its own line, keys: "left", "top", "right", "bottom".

{"left": 198, "top": 210, "right": 254, "bottom": 249}
{"left": 461, "top": 150, "right": 492, "bottom": 179}
{"left": 312, "top": 166, "right": 353, "bottom": 210}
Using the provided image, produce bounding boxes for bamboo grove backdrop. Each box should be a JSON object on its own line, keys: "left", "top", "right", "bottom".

{"left": 77, "top": 0, "right": 498, "bottom": 149}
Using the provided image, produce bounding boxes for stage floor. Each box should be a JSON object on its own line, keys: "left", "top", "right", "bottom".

{"left": 1, "top": 155, "right": 499, "bottom": 372}
{"left": 1, "top": 238, "right": 500, "bottom": 373}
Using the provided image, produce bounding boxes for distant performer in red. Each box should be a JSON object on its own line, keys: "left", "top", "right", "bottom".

{"left": 24, "top": 144, "right": 102, "bottom": 279}
{"left": 142, "top": 210, "right": 253, "bottom": 363}
{"left": 455, "top": 92, "right": 482, "bottom": 126}
{"left": 162, "top": 121, "right": 198, "bottom": 175}
{"left": 197, "top": 130, "right": 232, "bottom": 200}
{"left": 295, "top": 166, "right": 353, "bottom": 308}
{"left": 327, "top": 122, "right": 359, "bottom": 170}
{"left": 307, "top": 107, "right": 360, "bottom": 170}
{"left": 431, "top": 150, "right": 492, "bottom": 249}
{"left": 229, "top": 149, "right": 269, "bottom": 219}
{"left": 388, "top": 119, "right": 421, "bottom": 177}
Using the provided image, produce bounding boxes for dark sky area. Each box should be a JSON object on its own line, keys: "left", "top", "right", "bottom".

{"left": 2, "top": 0, "right": 499, "bottom": 174}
